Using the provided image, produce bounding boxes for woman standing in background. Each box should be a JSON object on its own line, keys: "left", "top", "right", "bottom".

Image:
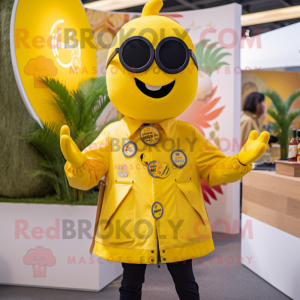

{"left": 241, "top": 92, "right": 267, "bottom": 147}
{"left": 240, "top": 92, "right": 267, "bottom": 216}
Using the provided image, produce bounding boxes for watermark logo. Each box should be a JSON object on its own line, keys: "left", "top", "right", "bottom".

{"left": 24, "top": 56, "right": 57, "bottom": 88}
{"left": 15, "top": 218, "right": 253, "bottom": 241}
{"left": 23, "top": 246, "right": 56, "bottom": 277}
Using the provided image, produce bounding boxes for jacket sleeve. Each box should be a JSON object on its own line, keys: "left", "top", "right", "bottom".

{"left": 64, "top": 130, "right": 110, "bottom": 191}
{"left": 194, "top": 126, "right": 252, "bottom": 187}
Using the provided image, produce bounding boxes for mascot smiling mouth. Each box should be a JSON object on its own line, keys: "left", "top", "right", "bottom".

{"left": 135, "top": 78, "right": 175, "bottom": 98}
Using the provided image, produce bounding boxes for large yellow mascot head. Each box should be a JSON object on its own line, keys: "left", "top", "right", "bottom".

{"left": 106, "top": 0, "right": 198, "bottom": 123}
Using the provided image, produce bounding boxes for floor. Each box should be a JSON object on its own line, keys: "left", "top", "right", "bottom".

{"left": 0, "top": 234, "right": 290, "bottom": 300}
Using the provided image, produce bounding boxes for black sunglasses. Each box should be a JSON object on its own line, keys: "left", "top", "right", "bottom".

{"left": 106, "top": 36, "right": 198, "bottom": 74}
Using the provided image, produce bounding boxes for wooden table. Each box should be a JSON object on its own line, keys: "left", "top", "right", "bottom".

{"left": 242, "top": 170, "right": 300, "bottom": 238}
{"left": 241, "top": 170, "right": 300, "bottom": 300}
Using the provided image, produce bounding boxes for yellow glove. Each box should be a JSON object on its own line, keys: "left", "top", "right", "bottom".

{"left": 60, "top": 125, "right": 84, "bottom": 168}
{"left": 238, "top": 130, "right": 270, "bottom": 165}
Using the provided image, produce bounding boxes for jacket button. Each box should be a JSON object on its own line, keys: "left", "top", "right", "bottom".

{"left": 151, "top": 259, "right": 154, "bottom": 262}
{"left": 151, "top": 250, "right": 154, "bottom": 253}
{"left": 162, "top": 250, "right": 165, "bottom": 253}
{"left": 163, "top": 258, "right": 166, "bottom": 261}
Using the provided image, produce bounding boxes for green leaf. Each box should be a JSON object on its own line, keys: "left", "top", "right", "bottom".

{"left": 196, "top": 40, "right": 231, "bottom": 75}
{"left": 196, "top": 39, "right": 210, "bottom": 66}
{"left": 40, "top": 77, "right": 76, "bottom": 128}
{"left": 267, "top": 109, "right": 280, "bottom": 125}
{"left": 24, "top": 75, "right": 112, "bottom": 201}
{"left": 288, "top": 109, "right": 300, "bottom": 124}
{"left": 212, "top": 52, "right": 231, "bottom": 66}
{"left": 215, "top": 62, "right": 229, "bottom": 70}
{"left": 264, "top": 89, "right": 284, "bottom": 113}
{"left": 209, "top": 47, "right": 224, "bottom": 64}
{"left": 203, "top": 42, "right": 219, "bottom": 66}
{"left": 285, "top": 90, "right": 300, "bottom": 112}
{"left": 264, "top": 89, "right": 300, "bottom": 159}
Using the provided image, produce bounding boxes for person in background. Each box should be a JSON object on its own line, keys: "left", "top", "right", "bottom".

{"left": 241, "top": 92, "right": 267, "bottom": 147}
{"left": 240, "top": 92, "right": 267, "bottom": 217}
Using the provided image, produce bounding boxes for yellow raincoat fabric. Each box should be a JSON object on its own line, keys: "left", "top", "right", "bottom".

{"left": 65, "top": 116, "right": 252, "bottom": 264}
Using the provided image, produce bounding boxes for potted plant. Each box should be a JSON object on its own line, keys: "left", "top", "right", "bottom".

{"left": 24, "top": 76, "right": 115, "bottom": 201}
{"left": 264, "top": 89, "right": 300, "bottom": 159}
{"left": 0, "top": 76, "right": 122, "bottom": 291}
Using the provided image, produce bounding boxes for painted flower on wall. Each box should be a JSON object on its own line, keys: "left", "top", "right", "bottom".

{"left": 179, "top": 39, "right": 231, "bottom": 204}
{"left": 181, "top": 86, "right": 224, "bottom": 136}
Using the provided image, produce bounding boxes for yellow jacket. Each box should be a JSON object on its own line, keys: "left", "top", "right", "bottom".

{"left": 65, "top": 117, "right": 252, "bottom": 264}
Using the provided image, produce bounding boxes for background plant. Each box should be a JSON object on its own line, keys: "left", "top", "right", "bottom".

{"left": 24, "top": 76, "right": 114, "bottom": 201}
{"left": 264, "top": 89, "right": 300, "bottom": 159}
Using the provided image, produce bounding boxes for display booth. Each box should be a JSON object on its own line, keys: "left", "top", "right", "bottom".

{"left": 241, "top": 23, "right": 300, "bottom": 300}
{"left": 3, "top": 0, "right": 243, "bottom": 292}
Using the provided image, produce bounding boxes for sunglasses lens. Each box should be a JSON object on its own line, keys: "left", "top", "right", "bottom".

{"left": 158, "top": 40, "right": 187, "bottom": 70}
{"left": 122, "top": 40, "right": 151, "bottom": 69}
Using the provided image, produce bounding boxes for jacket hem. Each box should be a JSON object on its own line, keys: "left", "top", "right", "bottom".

{"left": 93, "top": 238, "right": 214, "bottom": 264}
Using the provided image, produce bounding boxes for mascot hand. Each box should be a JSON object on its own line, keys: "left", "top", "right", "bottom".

{"left": 60, "top": 125, "right": 84, "bottom": 168}
{"left": 238, "top": 130, "right": 270, "bottom": 165}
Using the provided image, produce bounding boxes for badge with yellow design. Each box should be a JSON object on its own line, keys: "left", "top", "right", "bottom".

{"left": 147, "top": 160, "right": 170, "bottom": 178}
{"left": 117, "top": 164, "right": 129, "bottom": 177}
{"left": 139, "top": 126, "right": 160, "bottom": 146}
{"left": 123, "top": 141, "right": 137, "bottom": 157}
{"left": 147, "top": 161, "right": 159, "bottom": 178}
{"left": 151, "top": 202, "right": 164, "bottom": 220}
{"left": 139, "top": 153, "right": 151, "bottom": 166}
{"left": 155, "top": 161, "right": 170, "bottom": 178}
{"left": 171, "top": 150, "right": 187, "bottom": 168}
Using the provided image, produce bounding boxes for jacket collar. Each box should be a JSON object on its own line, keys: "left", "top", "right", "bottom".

{"left": 121, "top": 116, "right": 177, "bottom": 138}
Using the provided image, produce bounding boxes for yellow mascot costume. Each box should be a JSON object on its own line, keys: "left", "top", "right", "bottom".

{"left": 60, "top": 0, "right": 269, "bottom": 298}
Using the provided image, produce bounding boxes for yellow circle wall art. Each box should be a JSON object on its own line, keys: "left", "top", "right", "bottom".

{"left": 11, "top": 0, "right": 97, "bottom": 125}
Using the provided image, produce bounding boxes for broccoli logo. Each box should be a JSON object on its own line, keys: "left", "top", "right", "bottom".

{"left": 24, "top": 56, "right": 58, "bottom": 88}
{"left": 23, "top": 246, "right": 56, "bottom": 277}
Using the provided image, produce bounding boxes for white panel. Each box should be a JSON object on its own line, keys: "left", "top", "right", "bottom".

{"left": 0, "top": 203, "right": 122, "bottom": 291}
{"left": 241, "top": 22, "right": 300, "bottom": 70}
{"left": 242, "top": 213, "right": 300, "bottom": 300}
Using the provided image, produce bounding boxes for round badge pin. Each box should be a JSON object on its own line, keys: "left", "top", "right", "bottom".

{"left": 171, "top": 150, "right": 187, "bottom": 168}
{"left": 117, "top": 164, "right": 128, "bottom": 177}
{"left": 139, "top": 126, "right": 160, "bottom": 146}
{"left": 151, "top": 202, "right": 164, "bottom": 220}
{"left": 139, "top": 153, "right": 151, "bottom": 166}
{"left": 156, "top": 161, "right": 171, "bottom": 179}
{"left": 122, "top": 141, "right": 137, "bottom": 158}
{"left": 147, "top": 160, "right": 159, "bottom": 178}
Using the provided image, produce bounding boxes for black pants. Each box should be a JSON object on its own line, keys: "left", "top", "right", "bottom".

{"left": 119, "top": 259, "right": 200, "bottom": 300}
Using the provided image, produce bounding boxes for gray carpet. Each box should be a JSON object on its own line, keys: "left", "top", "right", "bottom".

{"left": 0, "top": 234, "right": 290, "bottom": 300}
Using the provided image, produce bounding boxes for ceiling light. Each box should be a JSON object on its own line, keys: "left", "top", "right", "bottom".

{"left": 83, "top": 0, "right": 149, "bottom": 11}
{"left": 241, "top": 5, "right": 300, "bottom": 26}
